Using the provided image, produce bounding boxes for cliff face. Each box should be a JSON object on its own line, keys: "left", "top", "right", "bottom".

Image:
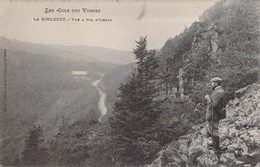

{"left": 148, "top": 83, "right": 260, "bottom": 167}
{"left": 158, "top": 0, "right": 259, "bottom": 104}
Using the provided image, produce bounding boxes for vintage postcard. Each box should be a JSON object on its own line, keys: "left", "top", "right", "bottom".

{"left": 0, "top": 0, "right": 259, "bottom": 166}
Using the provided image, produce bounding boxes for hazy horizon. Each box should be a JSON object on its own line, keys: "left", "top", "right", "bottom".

{"left": 0, "top": 36, "right": 134, "bottom": 52}
{"left": 0, "top": 0, "right": 216, "bottom": 51}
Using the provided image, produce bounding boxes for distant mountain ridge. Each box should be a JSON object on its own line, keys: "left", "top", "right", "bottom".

{"left": 0, "top": 37, "right": 135, "bottom": 64}
{"left": 0, "top": 48, "right": 112, "bottom": 164}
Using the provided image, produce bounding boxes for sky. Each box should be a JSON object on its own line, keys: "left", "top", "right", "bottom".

{"left": 0, "top": 0, "right": 216, "bottom": 51}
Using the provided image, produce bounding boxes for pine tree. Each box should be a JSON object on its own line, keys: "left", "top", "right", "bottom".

{"left": 109, "top": 37, "right": 161, "bottom": 165}
{"left": 133, "top": 37, "right": 149, "bottom": 77}
{"left": 22, "top": 125, "right": 48, "bottom": 166}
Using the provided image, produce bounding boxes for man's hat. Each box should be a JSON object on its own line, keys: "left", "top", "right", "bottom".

{"left": 210, "top": 77, "right": 223, "bottom": 82}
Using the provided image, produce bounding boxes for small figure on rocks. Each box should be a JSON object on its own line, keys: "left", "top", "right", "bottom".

{"left": 205, "top": 77, "right": 226, "bottom": 155}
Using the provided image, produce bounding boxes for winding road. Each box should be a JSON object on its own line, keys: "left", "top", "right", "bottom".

{"left": 92, "top": 75, "right": 107, "bottom": 122}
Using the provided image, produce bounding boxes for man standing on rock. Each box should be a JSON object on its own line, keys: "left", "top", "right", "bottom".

{"left": 205, "top": 77, "right": 226, "bottom": 153}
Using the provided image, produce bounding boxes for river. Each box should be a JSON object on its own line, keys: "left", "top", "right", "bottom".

{"left": 92, "top": 75, "right": 107, "bottom": 122}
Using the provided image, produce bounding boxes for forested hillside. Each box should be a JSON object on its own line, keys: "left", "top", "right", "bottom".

{"left": 0, "top": 47, "right": 118, "bottom": 165}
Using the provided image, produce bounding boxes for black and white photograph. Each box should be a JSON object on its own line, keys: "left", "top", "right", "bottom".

{"left": 0, "top": 0, "right": 259, "bottom": 166}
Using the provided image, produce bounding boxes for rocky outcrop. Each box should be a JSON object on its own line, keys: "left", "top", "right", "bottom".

{"left": 191, "top": 23, "right": 220, "bottom": 58}
{"left": 148, "top": 83, "right": 260, "bottom": 167}
{"left": 177, "top": 68, "right": 185, "bottom": 98}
